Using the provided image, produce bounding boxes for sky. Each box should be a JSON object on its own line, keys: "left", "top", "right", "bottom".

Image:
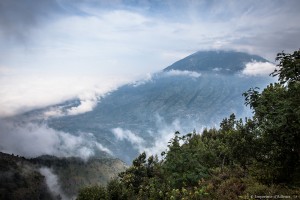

{"left": 0, "top": 0, "right": 300, "bottom": 116}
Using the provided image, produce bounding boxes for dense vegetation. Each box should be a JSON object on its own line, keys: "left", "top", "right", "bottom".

{"left": 31, "top": 155, "right": 127, "bottom": 197}
{"left": 0, "top": 152, "right": 52, "bottom": 200}
{"left": 0, "top": 153, "right": 126, "bottom": 200}
{"left": 79, "top": 50, "right": 300, "bottom": 199}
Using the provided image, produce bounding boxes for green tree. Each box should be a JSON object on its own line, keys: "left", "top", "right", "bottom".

{"left": 243, "top": 49, "right": 300, "bottom": 183}
{"left": 272, "top": 50, "right": 300, "bottom": 84}
{"left": 163, "top": 131, "right": 211, "bottom": 188}
{"left": 77, "top": 185, "right": 107, "bottom": 200}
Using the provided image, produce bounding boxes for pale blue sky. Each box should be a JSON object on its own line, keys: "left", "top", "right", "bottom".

{"left": 0, "top": 0, "right": 300, "bottom": 116}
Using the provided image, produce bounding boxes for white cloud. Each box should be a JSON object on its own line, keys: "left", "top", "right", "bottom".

{"left": 213, "top": 67, "right": 222, "bottom": 71}
{"left": 44, "top": 107, "right": 64, "bottom": 118}
{"left": 67, "top": 99, "right": 97, "bottom": 116}
{"left": 143, "top": 120, "right": 181, "bottom": 157}
{"left": 164, "top": 70, "right": 201, "bottom": 78}
{"left": 112, "top": 128, "right": 145, "bottom": 153}
{"left": 39, "top": 167, "right": 68, "bottom": 200}
{"left": 112, "top": 116, "right": 203, "bottom": 159}
{"left": 131, "top": 73, "right": 153, "bottom": 87}
{"left": 242, "top": 61, "right": 276, "bottom": 76}
{"left": 0, "top": 74, "right": 129, "bottom": 117}
{"left": 0, "top": 121, "right": 112, "bottom": 160}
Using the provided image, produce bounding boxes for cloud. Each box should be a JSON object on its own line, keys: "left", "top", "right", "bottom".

{"left": 1, "top": 1, "right": 300, "bottom": 60}
{"left": 66, "top": 99, "right": 97, "bottom": 115}
{"left": 143, "top": 119, "right": 183, "bottom": 157}
{"left": 0, "top": 74, "right": 129, "bottom": 117}
{"left": 242, "top": 61, "right": 276, "bottom": 76}
{"left": 131, "top": 73, "right": 154, "bottom": 87}
{"left": 141, "top": 115, "right": 205, "bottom": 158}
{"left": 112, "top": 116, "right": 204, "bottom": 159}
{"left": 164, "top": 70, "right": 201, "bottom": 78}
{"left": 43, "top": 99, "right": 98, "bottom": 118}
{"left": 44, "top": 107, "right": 65, "bottom": 118}
{"left": 0, "top": 0, "right": 63, "bottom": 42}
{"left": 112, "top": 128, "right": 146, "bottom": 153}
{"left": 42, "top": 84, "right": 122, "bottom": 118}
{"left": 0, "top": 120, "right": 112, "bottom": 160}
{"left": 39, "top": 167, "right": 68, "bottom": 200}
{"left": 66, "top": 93, "right": 99, "bottom": 116}
{"left": 213, "top": 68, "right": 222, "bottom": 72}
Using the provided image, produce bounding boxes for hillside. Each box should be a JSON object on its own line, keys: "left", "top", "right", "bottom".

{"left": 0, "top": 152, "right": 127, "bottom": 199}
{"left": 0, "top": 152, "right": 52, "bottom": 200}
{"left": 31, "top": 155, "right": 127, "bottom": 197}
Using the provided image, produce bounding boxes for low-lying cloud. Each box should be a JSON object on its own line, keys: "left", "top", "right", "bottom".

{"left": 0, "top": 120, "right": 112, "bottom": 160}
{"left": 112, "top": 116, "right": 204, "bottom": 159}
{"left": 43, "top": 93, "right": 100, "bottom": 118}
{"left": 112, "top": 128, "right": 146, "bottom": 153}
{"left": 164, "top": 70, "right": 201, "bottom": 78}
{"left": 130, "top": 70, "right": 201, "bottom": 88}
{"left": 0, "top": 74, "right": 130, "bottom": 117}
{"left": 39, "top": 167, "right": 68, "bottom": 200}
{"left": 143, "top": 119, "right": 183, "bottom": 157}
{"left": 67, "top": 99, "right": 98, "bottom": 116}
{"left": 242, "top": 61, "right": 276, "bottom": 76}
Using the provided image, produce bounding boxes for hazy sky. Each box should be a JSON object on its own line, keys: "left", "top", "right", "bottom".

{"left": 0, "top": 0, "right": 300, "bottom": 116}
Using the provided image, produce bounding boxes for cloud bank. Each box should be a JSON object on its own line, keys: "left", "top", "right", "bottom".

{"left": 242, "top": 61, "right": 276, "bottom": 76}
{"left": 112, "top": 116, "right": 203, "bottom": 159}
{"left": 164, "top": 70, "right": 201, "bottom": 78}
{"left": 0, "top": 120, "right": 112, "bottom": 160}
{"left": 39, "top": 167, "right": 68, "bottom": 200}
{"left": 66, "top": 99, "right": 98, "bottom": 116}
{"left": 112, "top": 128, "right": 146, "bottom": 153}
{"left": 143, "top": 119, "right": 184, "bottom": 157}
{"left": 0, "top": 74, "right": 129, "bottom": 117}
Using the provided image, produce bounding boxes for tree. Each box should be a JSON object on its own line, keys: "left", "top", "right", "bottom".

{"left": 77, "top": 185, "right": 107, "bottom": 200}
{"left": 243, "top": 49, "right": 300, "bottom": 183}
{"left": 271, "top": 50, "right": 300, "bottom": 84}
{"left": 163, "top": 131, "right": 211, "bottom": 188}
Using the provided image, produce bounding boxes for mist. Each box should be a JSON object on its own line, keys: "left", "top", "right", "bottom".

{"left": 0, "top": 74, "right": 131, "bottom": 117}
{"left": 39, "top": 167, "right": 68, "bottom": 200}
{"left": 111, "top": 115, "right": 210, "bottom": 161}
{"left": 0, "top": 120, "right": 112, "bottom": 160}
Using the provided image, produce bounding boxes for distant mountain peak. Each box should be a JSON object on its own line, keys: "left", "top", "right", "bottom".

{"left": 163, "top": 50, "right": 269, "bottom": 74}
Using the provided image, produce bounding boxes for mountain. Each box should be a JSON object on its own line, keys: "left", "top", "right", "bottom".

{"left": 11, "top": 51, "right": 274, "bottom": 164}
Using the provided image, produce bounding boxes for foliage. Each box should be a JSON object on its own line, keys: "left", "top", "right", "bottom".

{"left": 31, "top": 156, "right": 127, "bottom": 197}
{"left": 243, "top": 49, "right": 300, "bottom": 183}
{"left": 77, "top": 185, "right": 107, "bottom": 200}
{"left": 272, "top": 50, "right": 300, "bottom": 84}
{"left": 0, "top": 152, "right": 53, "bottom": 200}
